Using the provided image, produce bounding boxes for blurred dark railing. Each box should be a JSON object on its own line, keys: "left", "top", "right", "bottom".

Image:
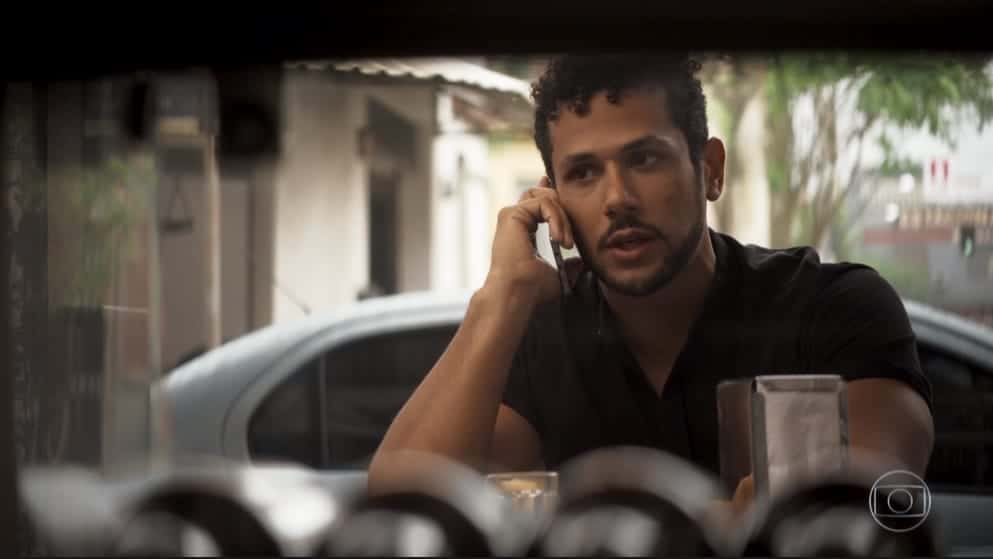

{"left": 1, "top": 76, "right": 21, "bottom": 559}
{"left": 2, "top": 81, "right": 51, "bottom": 556}
{"left": 18, "top": 450, "right": 943, "bottom": 557}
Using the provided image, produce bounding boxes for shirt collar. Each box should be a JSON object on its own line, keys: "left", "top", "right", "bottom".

{"left": 593, "top": 228, "right": 732, "bottom": 347}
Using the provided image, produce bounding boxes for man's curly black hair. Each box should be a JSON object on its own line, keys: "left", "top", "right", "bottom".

{"left": 531, "top": 52, "right": 709, "bottom": 184}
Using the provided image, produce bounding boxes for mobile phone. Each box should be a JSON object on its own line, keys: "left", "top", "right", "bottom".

{"left": 550, "top": 239, "right": 572, "bottom": 297}
{"left": 545, "top": 176, "right": 572, "bottom": 297}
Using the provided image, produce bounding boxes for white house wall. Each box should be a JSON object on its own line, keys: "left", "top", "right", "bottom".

{"left": 275, "top": 73, "right": 368, "bottom": 323}
{"left": 273, "top": 74, "right": 435, "bottom": 324}
{"left": 360, "top": 84, "right": 436, "bottom": 294}
{"left": 431, "top": 131, "right": 492, "bottom": 291}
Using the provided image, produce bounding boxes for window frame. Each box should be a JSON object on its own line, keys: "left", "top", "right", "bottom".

{"left": 245, "top": 356, "right": 324, "bottom": 468}
{"left": 221, "top": 304, "right": 466, "bottom": 467}
{"left": 318, "top": 322, "right": 460, "bottom": 468}
{"left": 913, "top": 332, "right": 993, "bottom": 495}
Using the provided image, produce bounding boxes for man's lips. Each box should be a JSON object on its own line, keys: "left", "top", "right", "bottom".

{"left": 604, "top": 228, "right": 659, "bottom": 249}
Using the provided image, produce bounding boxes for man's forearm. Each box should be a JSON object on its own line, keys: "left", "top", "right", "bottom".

{"left": 847, "top": 378, "right": 934, "bottom": 477}
{"left": 369, "top": 278, "right": 536, "bottom": 484}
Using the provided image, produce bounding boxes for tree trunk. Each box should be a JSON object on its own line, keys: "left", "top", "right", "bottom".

{"left": 810, "top": 84, "right": 840, "bottom": 252}
{"left": 767, "top": 76, "right": 798, "bottom": 248}
{"left": 776, "top": 83, "right": 834, "bottom": 249}
{"left": 811, "top": 112, "right": 878, "bottom": 255}
{"left": 770, "top": 185, "right": 800, "bottom": 247}
{"left": 725, "top": 86, "right": 770, "bottom": 245}
{"left": 709, "top": 59, "right": 768, "bottom": 244}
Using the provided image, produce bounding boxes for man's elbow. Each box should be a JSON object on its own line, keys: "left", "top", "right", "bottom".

{"left": 847, "top": 378, "right": 934, "bottom": 478}
{"left": 876, "top": 405, "right": 934, "bottom": 478}
{"left": 366, "top": 450, "right": 393, "bottom": 496}
{"left": 367, "top": 448, "right": 479, "bottom": 497}
{"left": 910, "top": 401, "right": 935, "bottom": 475}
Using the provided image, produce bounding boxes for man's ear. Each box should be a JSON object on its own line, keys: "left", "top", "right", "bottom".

{"left": 702, "top": 138, "right": 726, "bottom": 202}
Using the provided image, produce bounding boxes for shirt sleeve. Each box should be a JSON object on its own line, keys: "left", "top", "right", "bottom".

{"left": 803, "top": 266, "right": 934, "bottom": 413}
{"left": 502, "top": 327, "right": 543, "bottom": 432}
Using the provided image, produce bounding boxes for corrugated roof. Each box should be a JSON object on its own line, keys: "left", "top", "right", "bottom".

{"left": 286, "top": 58, "right": 534, "bottom": 104}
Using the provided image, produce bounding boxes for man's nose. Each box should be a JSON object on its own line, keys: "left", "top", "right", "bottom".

{"left": 602, "top": 162, "right": 639, "bottom": 217}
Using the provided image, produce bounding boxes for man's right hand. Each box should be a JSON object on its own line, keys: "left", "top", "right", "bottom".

{"left": 372, "top": 181, "right": 561, "bottom": 483}
{"left": 486, "top": 177, "right": 578, "bottom": 306}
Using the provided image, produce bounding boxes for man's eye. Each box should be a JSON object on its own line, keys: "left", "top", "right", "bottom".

{"left": 566, "top": 166, "right": 596, "bottom": 182}
{"left": 629, "top": 151, "right": 660, "bottom": 168}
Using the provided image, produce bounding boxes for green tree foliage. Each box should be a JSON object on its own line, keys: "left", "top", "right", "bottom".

{"left": 48, "top": 156, "right": 156, "bottom": 308}
{"left": 763, "top": 52, "right": 993, "bottom": 250}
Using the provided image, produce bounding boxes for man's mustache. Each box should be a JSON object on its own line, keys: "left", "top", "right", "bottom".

{"left": 596, "top": 215, "right": 664, "bottom": 250}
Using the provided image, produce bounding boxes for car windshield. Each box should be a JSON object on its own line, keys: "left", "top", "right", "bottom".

{"left": 5, "top": 50, "right": 993, "bottom": 496}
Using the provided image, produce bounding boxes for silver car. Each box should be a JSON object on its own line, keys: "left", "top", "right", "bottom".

{"left": 152, "top": 290, "right": 993, "bottom": 555}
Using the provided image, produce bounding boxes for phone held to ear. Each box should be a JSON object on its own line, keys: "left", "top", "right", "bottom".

{"left": 550, "top": 239, "right": 572, "bottom": 298}
{"left": 545, "top": 176, "right": 573, "bottom": 298}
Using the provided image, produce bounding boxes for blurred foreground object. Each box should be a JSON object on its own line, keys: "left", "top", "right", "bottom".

{"left": 324, "top": 451, "right": 531, "bottom": 556}
{"left": 21, "top": 461, "right": 338, "bottom": 556}
{"left": 752, "top": 375, "right": 850, "bottom": 498}
{"left": 211, "top": 65, "right": 283, "bottom": 176}
{"left": 718, "top": 375, "right": 849, "bottom": 500}
{"left": 19, "top": 453, "right": 948, "bottom": 557}
{"left": 119, "top": 462, "right": 337, "bottom": 556}
{"left": 742, "top": 472, "right": 942, "bottom": 557}
{"left": 486, "top": 471, "right": 559, "bottom": 533}
{"left": 537, "top": 446, "right": 729, "bottom": 557}
{"left": 20, "top": 466, "right": 124, "bottom": 555}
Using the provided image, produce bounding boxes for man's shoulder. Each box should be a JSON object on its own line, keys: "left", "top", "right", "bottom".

{"left": 721, "top": 232, "right": 823, "bottom": 279}
{"left": 717, "top": 232, "right": 891, "bottom": 310}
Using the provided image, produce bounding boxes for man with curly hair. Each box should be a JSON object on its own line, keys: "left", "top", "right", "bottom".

{"left": 370, "top": 53, "right": 934, "bottom": 508}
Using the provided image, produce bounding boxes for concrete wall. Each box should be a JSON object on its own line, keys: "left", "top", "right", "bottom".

{"left": 361, "top": 83, "right": 436, "bottom": 294}
{"left": 157, "top": 155, "right": 275, "bottom": 370}
{"left": 429, "top": 89, "right": 499, "bottom": 291}
{"left": 431, "top": 132, "right": 491, "bottom": 291}
{"left": 273, "top": 74, "right": 436, "bottom": 324}
{"left": 221, "top": 178, "right": 250, "bottom": 339}
{"left": 274, "top": 73, "right": 366, "bottom": 323}
{"left": 158, "top": 173, "right": 208, "bottom": 368}
{"left": 159, "top": 73, "right": 491, "bottom": 335}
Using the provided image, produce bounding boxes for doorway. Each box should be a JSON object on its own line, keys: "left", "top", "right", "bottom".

{"left": 368, "top": 170, "right": 399, "bottom": 296}
{"left": 364, "top": 98, "right": 416, "bottom": 298}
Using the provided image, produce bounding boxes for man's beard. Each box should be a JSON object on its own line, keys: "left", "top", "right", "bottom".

{"left": 577, "top": 202, "right": 707, "bottom": 297}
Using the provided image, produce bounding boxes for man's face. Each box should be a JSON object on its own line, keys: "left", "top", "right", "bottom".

{"left": 549, "top": 87, "right": 709, "bottom": 296}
